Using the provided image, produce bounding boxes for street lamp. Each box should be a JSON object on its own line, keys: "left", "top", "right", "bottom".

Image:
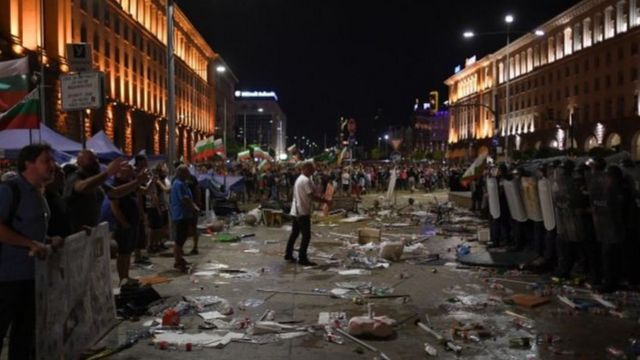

{"left": 215, "top": 64, "right": 227, "bottom": 155}
{"left": 462, "top": 14, "right": 533, "bottom": 161}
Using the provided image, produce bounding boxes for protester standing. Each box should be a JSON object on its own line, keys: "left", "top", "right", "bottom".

{"left": 0, "top": 144, "right": 61, "bottom": 360}
{"left": 170, "top": 165, "right": 199, "bottom": 272}
{"left": 285, "top": 162, "right": 330, "bottom": 266}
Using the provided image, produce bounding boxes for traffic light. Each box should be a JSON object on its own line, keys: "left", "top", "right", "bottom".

{"left": 428, "top": 91, "right": 439, "bottom": 113}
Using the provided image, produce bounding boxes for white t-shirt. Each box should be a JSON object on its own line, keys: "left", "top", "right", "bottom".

{"left": 291, "top": 174, "right": 314, "bottom": 216}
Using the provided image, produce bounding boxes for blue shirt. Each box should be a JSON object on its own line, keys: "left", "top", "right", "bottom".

{"left": 0, "top": 175, "right": 50, "bottom": 282}
{"left": 170, "top": 178, "right": 193, "bottom": 221}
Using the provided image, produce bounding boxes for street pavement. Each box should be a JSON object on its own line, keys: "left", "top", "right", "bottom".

{"left": 83, "top": 191, "right": 640, "bottom": 359}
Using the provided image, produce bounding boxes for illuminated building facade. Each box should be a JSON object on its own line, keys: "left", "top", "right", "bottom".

{"left": 446, "top": 0, "right": 640, "bottom": 159}
{"left": 0, "top": 0, "right": 222, "bottom": 159}
{"left": 234, "top": 91, "right": 287, "bottom": 158}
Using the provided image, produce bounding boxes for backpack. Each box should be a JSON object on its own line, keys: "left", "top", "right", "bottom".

{"left": 1, "top": 180, "right": 21, "bottom": 225}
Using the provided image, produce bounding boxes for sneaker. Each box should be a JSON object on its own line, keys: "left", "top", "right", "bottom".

{"left": 173, "top": 262, "right": 189, "bottom": 273}
{"left": 284, "top": 255, "right": 297, "bottom": 263}
{"left": 189, "top": 248, "right": 199, "bottom": 255}
{"left": 298, "top": 259, "right": 317, "bottom": 266}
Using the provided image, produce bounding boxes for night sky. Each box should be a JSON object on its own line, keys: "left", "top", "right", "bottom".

{"left": 178, "top": 0, "right": 581, "bottom": 149}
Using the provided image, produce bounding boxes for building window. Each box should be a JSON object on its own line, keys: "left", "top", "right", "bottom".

{"left": 557, "top": 90, "right": 561, "bottom": 101}
{"left": 606, "top": 51, "right": 612, "bottom": 64}
{"left": 619, "top": 46, "right": 625, "bottom": 60}
{"left": 618, "top": 71, "right": 624, "bottom": 85}
{"left": 632, "top": 67, "right": 639, "bottom": 81}
{"left": 93, "top": 32, "right": 99, "bottom": 52}
{"left": 584, "top": 104, "right": 590, "bottom": 122}
{"left": 584, "top": 58, "right": 590, "bottom": 71}
{"left": 584, "top": 82, "right": 590, "bottom": 94}
{"left": 115, "top": 47, "right": 120, "bottom": 64}
{"left": 93, "top": 1, "right": 100, "bottom": 19}
{"left": 618, "top": 97, "right": 625, "bottom": 118}
{"left": 104, "top": 40, "right": 110, "bottom": 58}
{"left": 595, "top": 55, "right": 600, "bottom": 68}
{"left": 632, "top": 42, "right": 639, "bottom": 55}
{"left": 124, "top": 54, "right": 129, "bottom": 68}
{"left": 595, "top": 102, "right": 601, "bottom": 120}
{"left": 565, "top": 87, "right": 570, "bottom": 98}
{"left": 606, "top": 74, "right": 611, "bottom": 88}
{"left": 574, "top": 85, "right": 579, "bottom": 96}
{"left": 605, "top": 99, "right": 612, "bottom": 119}
{"left": 566, "top": 66, "right": 570, "bottom": 77}
{"left": 574, "top": 63, "right": 579, "bottom": 75}
{"left": 80, "top": 0, "right": 88, "bottom": 11}
{"left": 104, "top": 8, "right": 110, "bottom": 28}
{"left": 595, "top": 78, "right": 600, "bottom": 91}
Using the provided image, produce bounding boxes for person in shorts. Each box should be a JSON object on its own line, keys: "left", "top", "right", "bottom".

{"left": 170, "top": 165, "right": 199, "bottom": 272}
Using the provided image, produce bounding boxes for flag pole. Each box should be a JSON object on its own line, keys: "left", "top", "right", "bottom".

{"left": 38, "top": 0, "right": 45, "bottom": 142}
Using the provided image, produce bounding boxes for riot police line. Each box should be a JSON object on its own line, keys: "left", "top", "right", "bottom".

{"left": 482, "top": 152, "right": 639, "bottom": 293}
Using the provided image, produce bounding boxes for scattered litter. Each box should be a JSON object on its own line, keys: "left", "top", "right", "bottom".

{"left": 318, "top": 312, "right": 348, "bottom": 327}
{"left": 340, "top": 216, "right": 369, "bottom": 223}
{"left": 139, "top": 275, "right": 172, "bottom": 286}
{"left": 337, "top": 269, "right": 372, "bottom": 276}
{"left": 238, "top": 298, "right": 265, "bottom": 309}
{"left": 198, "top": 311, "right": 227, "bottom": 321}
{"left": 510, "top": 294, "right": 551, "bottom": 308}
{"left": 152, "top": 331, "right": 244, "bottom": 349}
{"left": 358, "top": 228, "right": 381, "bottom": 244}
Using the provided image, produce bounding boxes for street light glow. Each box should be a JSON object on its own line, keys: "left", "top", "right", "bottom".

{"left": 384, "top": 134, "right": 389, "bottom": 140}
{"left": 534, "top": 30, "right": 545, "bottom": 36}
{"left": 463, "top": 31, "right": 475, "bottom": 38}
{"left": 505, "top": 14, "right": 514, "bottom": 24}
{"left": 257, "top": 108, "right": 264, "bottom": 112}
{"left": 216, "top": 65, "right": 226, "bottom": 73}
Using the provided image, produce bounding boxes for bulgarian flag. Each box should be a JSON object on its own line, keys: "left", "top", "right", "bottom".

{"left": 212, "top": 138, "right": 225, "bottom": 158}
{"left": 251, "top": 146, "right": 273, "bottom": 161}
{"left": 237, "top": 149, "right": 251, "bottom": 161}
{"left": 193, "top": 136, "right": 215, "bottom": 160}
{"left": 0, "top": 57, "right": 30, "bottom": 113}
{"left": 0, "top": 89, "right": 40, "bottom": 130}
{"left": 460, "top": 154, "right": 487, "bottom": 186}
{"left": 336, "top": 147, "right": 349, "bottom": 166}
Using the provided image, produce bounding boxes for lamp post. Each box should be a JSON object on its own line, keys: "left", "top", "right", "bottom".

{"left": 384, "top": 134, "right": 389, "bottom": 158}
{"left": 462, "top": 15, "right": 547, "bottom": 162}
{"left": 504, "top": 14, "right": 513, "bottom": 161}
{"left": 216, "top": 65, "right": 227, "bottom": 155}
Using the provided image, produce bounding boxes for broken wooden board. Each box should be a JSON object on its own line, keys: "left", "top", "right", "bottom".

{"left": 511, "top": 294, "right": 550, "bottom": 308}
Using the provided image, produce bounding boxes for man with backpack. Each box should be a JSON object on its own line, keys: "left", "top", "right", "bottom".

{"left": 0, "top": 144, "right": 62, "bottom": 360}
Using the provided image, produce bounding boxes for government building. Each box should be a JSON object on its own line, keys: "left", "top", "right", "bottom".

{"left": 445, "top": 0, "right": 640, "bottom": 160}
{"left": 0, "top": 0, "right": 230, "bottom": 159}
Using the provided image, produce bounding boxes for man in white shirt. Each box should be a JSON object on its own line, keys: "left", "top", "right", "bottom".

{"left": 285, "top": 162, "right": 329, "bottom": 266}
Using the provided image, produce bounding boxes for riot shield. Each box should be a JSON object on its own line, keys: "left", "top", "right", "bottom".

{"left": 588, "top": 171, "right": 625, "bottom": 244}
{"left": 552, "top": 173, "right": 584, "bottom": 242}
{"left": 487, "top": 177, "right": 500, "bottom": 219}
{"left": 521, "top": 177, "right": 543, "bottom": 222}
{"left": 503, "top": 179, "right": 527, "bottom": 222}
{"left": 538, "top": 178, "right": 556, "bottom": 231}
